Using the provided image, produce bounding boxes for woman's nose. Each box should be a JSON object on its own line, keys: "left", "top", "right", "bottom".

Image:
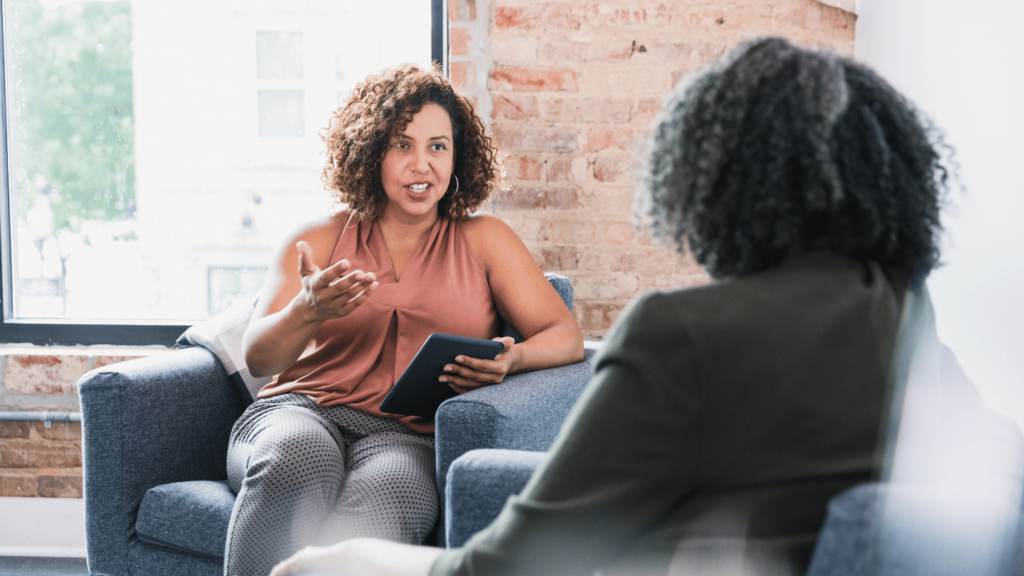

{"left": 411, "top": 148, "right": 430, "bottom": 173}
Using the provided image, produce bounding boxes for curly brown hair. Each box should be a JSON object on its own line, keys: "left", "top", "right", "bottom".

{"left": 643, "top": 37, "right": 949, "bottom": 283}
{"left": 322, "top": 64, "right": 500, "bottom": 221}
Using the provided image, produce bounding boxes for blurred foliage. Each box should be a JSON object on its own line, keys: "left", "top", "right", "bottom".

{"left": 7, "top": 0, "right": 135, "bottom": 233}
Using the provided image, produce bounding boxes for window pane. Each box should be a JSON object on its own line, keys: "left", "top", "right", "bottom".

{"left": 256, "top": 31, "right": 303, "bottom": 80}
{"left": 2, "top": 0, "right": 433, "bottom": 322}
{"left": 258, "top": 89, "right": 305, "bottom": 138}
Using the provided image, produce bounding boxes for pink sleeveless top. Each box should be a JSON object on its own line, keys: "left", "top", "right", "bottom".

{"left": 257, "top": 217, "right": 500, "bottom": 433}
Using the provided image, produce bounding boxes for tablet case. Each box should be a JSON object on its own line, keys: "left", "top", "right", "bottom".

{"left": 380, "top": 333, "right": 503, "bottom": 418}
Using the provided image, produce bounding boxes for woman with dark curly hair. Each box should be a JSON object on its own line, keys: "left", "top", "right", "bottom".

{"left": 224, "top": 64, "right": 584, "bottom": 576}
{"left": 270, "top": 37, "right": 952, "bottom": 576}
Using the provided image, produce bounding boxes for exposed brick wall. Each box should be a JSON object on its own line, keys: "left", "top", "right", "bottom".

{"left": 0, "top": 349, "right": 157, "bottom": 497}
{"left": 453, "top": 0, "right": 855, "bottom": 338}
{"left": 0, "top": 420, "right": 83, "bottom": 497}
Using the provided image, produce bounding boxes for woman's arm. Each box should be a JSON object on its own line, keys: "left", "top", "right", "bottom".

{"left": 442, "top": 214, "right": 585, "bottom": 393}
{"left": 242, "top": 215, "right": 378, "bottom": 378}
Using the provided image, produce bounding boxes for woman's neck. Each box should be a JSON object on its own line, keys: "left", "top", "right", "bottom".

{"left": 376, "top": 208, "right": 440, "bottom": 268}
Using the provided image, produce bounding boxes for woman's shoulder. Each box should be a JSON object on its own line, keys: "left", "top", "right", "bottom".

{"left": 459, "top": 212, "right": 519, "bottom": 245}
{"left": 457, "top": 212, "right": 526, "bottom": 268}
{"left": 274, "top": 212, "right": 353, "bottom": 268}
{"left": 287, "top": 212, "right": 351, "bottom": 241}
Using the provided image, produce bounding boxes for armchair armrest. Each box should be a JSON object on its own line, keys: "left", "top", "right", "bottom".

{"left": 434, "top": 341, "right": 603, "bottom": 529}
{"left": 79, "top": 346, "right": 247, "bottom": 575}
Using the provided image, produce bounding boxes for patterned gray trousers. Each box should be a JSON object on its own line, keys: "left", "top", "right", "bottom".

{"left": 224, "top": 393, "right": 437, "bottom": 576}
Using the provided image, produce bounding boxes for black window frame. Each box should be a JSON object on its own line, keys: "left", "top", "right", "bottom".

{"left": 0, "top": 0, "right": 448, "bottom": 346}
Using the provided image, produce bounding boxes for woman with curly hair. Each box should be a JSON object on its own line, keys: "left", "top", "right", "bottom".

{"left": 270, "top": 37, "right": 952, "bottom": 576}
{"left": 224, "top": 64, "right": 584, "bottom": 575}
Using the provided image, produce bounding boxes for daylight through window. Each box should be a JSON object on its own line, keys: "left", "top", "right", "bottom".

{"left": 1, "top": 0, "right": 435, "bottom": 325}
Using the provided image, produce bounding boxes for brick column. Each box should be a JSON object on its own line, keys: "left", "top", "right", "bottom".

{"left": 478, "top": 0, "right": 854, "bottom": 338}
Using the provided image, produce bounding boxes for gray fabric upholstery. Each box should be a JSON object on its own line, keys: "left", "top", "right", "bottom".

{"left": 434, "top": 341, "right": 601, "bottom": 545}
{"left": 445, "top": 449, "right": 544, "bottom": 548}
{"left": 79, "top": 346, "right": 246, "bottom": 576}
{"left": 79, "top": 274, "right": 589, "bottom": 574}
{"left": 808, "top": 483, "right": 1024, "bottom": 576}
{"left": 136, "top": 480, "right": 234, "bottom": 559}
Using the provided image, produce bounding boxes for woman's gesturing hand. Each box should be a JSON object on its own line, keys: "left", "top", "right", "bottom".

{"left": 440, "top": 336, "right": 518, "bottom": 394}
{"left": 295, "top": 240, "right": 378, "bottom": 324}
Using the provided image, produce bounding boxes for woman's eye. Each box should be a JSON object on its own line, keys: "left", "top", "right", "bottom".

{"left": 431, "top": 143, "right": 447, "bottom": 151}
{"left": 395, "top": 141, "right": 409, "bottom": 149}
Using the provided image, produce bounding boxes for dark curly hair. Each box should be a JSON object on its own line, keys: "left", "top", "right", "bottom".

{"left": 642, "top": 37, "right": 949, "bottom": 283}
{"left": 322, "top": 64, "right": 500, "bottom": 221}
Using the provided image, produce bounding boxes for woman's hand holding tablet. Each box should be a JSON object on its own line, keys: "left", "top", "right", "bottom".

{"left": 380, "top": 334, "right": 505, "bottom": 418}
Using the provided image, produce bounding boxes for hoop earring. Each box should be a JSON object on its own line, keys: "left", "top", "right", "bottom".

{"left": 447, "top": 175, "right": 459, "bottom": 197}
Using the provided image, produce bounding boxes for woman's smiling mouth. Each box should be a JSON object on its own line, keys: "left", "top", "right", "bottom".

{"left": 409, "top": 183, "right": 429, "bottom": 193}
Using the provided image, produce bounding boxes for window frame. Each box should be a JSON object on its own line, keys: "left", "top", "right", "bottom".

{"left": 0, "top": 0, "right": 448, "bottom": 346}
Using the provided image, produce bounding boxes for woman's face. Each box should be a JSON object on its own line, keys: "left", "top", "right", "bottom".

{"left": 380, "top": 102, "right": 454, "bottom": 223}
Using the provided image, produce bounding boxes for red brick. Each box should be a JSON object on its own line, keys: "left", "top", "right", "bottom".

{"left": 594, "top": 156, "right": 634, "bottom": 183}
{"left": 585, "top": 4, "right": 673, "bottom": 27}
{"left": 540, "top": 246, "right": 579, "bottom": 271}
{"left": 494, "top": 6, "right": 580, "bottom": 30}
{"left": 775, "top": 3, "right": 855, "bottom": 32}
{"left": 545, "top": 156, "right": 574, "bottom": 183}
{"left": 579, "top": 302, "right": 627, "bottom": 334}
{"left": 501, "top": 215, "right": 544, "bottom": 242}
{"left": 574, "top": 274, "right": 642, "bottom": 301}
{"left": 492, "top": 36, "right": 539, "bottom": 63}
{"left": 586, "top": 187, "right": 638, "bottom": 216}
{"left": 92, "top": 355, "right": 144, "bottom": 369}
{"left": 679, "top": 5, "right": 773, "bottom": 31}
{"left": 538, "top": 39, "right": 633, "bottom": 63}
{"left": 0, "top": 472, "right": 38, "bottom": 497}
{"left": 0, "top": 444, "right": 81, "bottom": 468}
{"left": 493, "top": 125, "right": 578, "bottom": 153}
{"left": 34, "top": 421, "right": 81, "bottom": 441}
{"left": 450, "top": 27, "right": 472, "bottom": 57}
{"left": 449, "top": 0, "right": 476, "bottom": 21}
{"left": 506, "top": 155, "right": 543, "bottom": 181}
{"left": 38, "top": 474, "right": 83, "bottom": 498}
{"left": 3, "top": 353, "right": 89, "bottom": 394}
{"left": 0, "top": 421, "right": 31, "bottom": 439}
{"left": 492, "top": 94, "right": 539, "bottom": 121}
{"left": 492, "top": 67, "right": 579, "bottom": 93}
{"left": 450, "top": 61, "right": 475, "bottom": 90}
{"left": 539, "top": 96, "right": 630, "bottom": 124}
{"left": 650, "top": 41, "right": 728, "bottom": 67}
{"left": 584, "top": 127, "right": 645, "bottom": 153}
{"left": 545, "top": 220, "right": 633, "bottom": 244}
{"left": 579, "top": 247, "right": 684, "bottom": 275}
{"left": 633, "top": 97, "right": 663, "bottom": 124}
{"left": 496, "top": 187, "right": 579, "bottom": 211}
{"left": 582, "top": 65, "right": 670, "bottom": 94}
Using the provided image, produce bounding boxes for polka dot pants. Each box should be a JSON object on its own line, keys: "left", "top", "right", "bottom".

{"left": 224, "top": 393, "right": 437, "bottom": 576}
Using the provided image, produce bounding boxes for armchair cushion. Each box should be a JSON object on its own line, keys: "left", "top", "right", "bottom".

{"left": 136, "top": 480, "right": 235, "bottom": 559}
{"left": 445, "top": 449, "right": 545, "bottom": 548}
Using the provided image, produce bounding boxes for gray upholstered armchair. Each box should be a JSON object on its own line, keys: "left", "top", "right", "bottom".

{"left": 78, "top": 274, "right": 599, "bottom": 575}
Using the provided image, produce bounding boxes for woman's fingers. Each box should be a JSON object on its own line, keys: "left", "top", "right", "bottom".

{"left": 441, "top": 338, "right": 516, "bottom": 393}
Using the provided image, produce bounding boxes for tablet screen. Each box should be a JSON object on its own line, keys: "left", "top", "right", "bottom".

{"left": 380, "top": 333, "right": 503, "bottom": 418}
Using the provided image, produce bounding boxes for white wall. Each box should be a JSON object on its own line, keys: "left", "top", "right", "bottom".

{"left": 0, "top": 497, "right": 85, "bottom": 557}
{"left": 856, "top": 0, "right": 1024, "bottom": 426}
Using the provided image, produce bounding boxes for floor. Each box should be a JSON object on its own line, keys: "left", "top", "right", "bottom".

{"left": 0, "top": 556, "right": 90, "bottom": 575}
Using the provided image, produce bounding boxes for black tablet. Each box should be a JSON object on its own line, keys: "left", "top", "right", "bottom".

{"left": 380, "top": 333, "right": 504, "bottom": 418}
